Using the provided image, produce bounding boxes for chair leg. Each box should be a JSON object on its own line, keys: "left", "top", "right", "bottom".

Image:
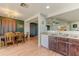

{"left": 13, "top": 41, "right": 15, "bottom": 45}
{"left": 5, "top": 42, "right": 8, "bottom": 47}
{"left": 5, "top": 39, "right": 7, "bottom": 46}
{"left": 16, "top": 40, "right": 19, "bottom": 46}
{"left": 5, "top": 38, "right": 8, "bottom": 47}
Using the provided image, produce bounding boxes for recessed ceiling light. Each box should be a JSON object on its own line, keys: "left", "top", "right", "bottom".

{"left": 46, "top": 5, "right": 50, "bottom": 9}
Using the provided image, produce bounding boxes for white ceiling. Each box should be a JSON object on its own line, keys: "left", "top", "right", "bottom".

{"left": 0, "top": 3, "right": 79, "bottom": 21}
{"left": 50, "top": 8, "right": 79, "bottom": 22}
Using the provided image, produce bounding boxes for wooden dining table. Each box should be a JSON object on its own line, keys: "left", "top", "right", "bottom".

{"left": 0, "top": 35, "right": 19, "bottom": 46}
{"left": 0, "top": 33, "right": 27, "bottom": 47}
{"left": 0, "top": 35, "right": 18, "bottom": 46}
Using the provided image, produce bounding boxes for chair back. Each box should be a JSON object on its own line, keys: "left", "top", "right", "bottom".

{"left": 5, "top": 32, "right": 15, "bottom": 42}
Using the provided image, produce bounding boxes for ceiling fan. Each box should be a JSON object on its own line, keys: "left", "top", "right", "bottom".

{"left": 20, "top": 3, "right": 29, "bottom": 8}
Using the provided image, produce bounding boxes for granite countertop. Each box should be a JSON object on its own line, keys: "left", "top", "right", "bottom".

{"left": 41, "top": 31, "right": 79, "bottom": 39}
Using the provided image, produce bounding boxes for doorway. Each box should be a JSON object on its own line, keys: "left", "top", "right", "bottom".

{"left": 30, "top": 23, "right": 38, "bottom": 37}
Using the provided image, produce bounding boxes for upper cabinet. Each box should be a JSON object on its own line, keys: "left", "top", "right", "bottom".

{"left": 0, "top": 16, "right": 24, "bottom": 35}
{"left": 2, "top": 17, "right": 16, "bottom": 33}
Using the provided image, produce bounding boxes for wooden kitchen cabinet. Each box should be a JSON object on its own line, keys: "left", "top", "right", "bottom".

{"left": 49, "top": 36, "right": 79, "bottom": 56}
{"left": 74, "top": 45, "right": 79, "bottom": 56}
{"left": 49, "top": 37, "right": 58, "bottom": 51}
{"left": 69, "top": 39, "right": 79, "bottom": 56}
{"left": 49, "top": 37, "right": 68, "bottom": 55}
{"left": 57, "top": 37, "right": 69, "bottom": 55}
{"left": 69, "top": 43, "right": 76, "bottom": 56}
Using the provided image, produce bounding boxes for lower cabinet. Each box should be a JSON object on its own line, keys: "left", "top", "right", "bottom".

{"left": 49, "top": 37, "right": 58, "bottom": 51}
{"left": 69, "top": 43, "right": 77, "bottom": 56}
{"left": 74, "top": 45, "right": 79, "bottom": 56}
{"left": 58, "top": 41, "right": 68, "bottom": 55}
{"left": 49, "top": 36, "right": 79, "bottom": 56}
{"left": 68, "top": 40, "right": 79, "bottom": 56}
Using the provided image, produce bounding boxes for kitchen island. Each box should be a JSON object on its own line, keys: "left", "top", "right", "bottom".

{"left": 41, "top": 31, "right": 79, "bottom": 56}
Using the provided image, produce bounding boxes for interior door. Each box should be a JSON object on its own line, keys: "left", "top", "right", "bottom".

{"left": 30, "top": 23, "right": 38, "bottom": 37}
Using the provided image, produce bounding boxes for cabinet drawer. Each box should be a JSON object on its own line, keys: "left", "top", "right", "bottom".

{"left": 49, "top": 37, "right": 58, "bottom": 51}
{"left": 69, "top": 39, "right": 79, "bottom": 44}
{"left": 57, "top": 37, "right": 69, "bottom": 42}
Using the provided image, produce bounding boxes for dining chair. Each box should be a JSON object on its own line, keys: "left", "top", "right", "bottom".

{"left": 25, "top": 33, "right": 28, "bottom": 41}
{"left": 5, "top": 32, "right": 15, "bottom": 46}
{"left": 15, "top": 32, "right": 24, "bottom": 45}
{"left": 0, "top": 36, "right": 5, "bottom": 47}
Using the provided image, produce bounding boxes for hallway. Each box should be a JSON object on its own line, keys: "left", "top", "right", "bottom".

{"left": 0, "top": 37, "right": 62, "bottom": 56}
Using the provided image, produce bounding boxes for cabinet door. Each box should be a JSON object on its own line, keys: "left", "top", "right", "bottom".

{"left": 69, "top": 43, "right": 79, "bottom": 56}
{"left": 69, "top": 39, "right": 79, "bottom": 56}
{"left": 58, "top": 41, "right": 68, "bottom": 55}
{"left": 58, "top": 38, "right": 68, "bottom": 55}
{"left": 49, "top": 37, "right": 58, "bottom": 51}
{"left": 75, "top": 44, "right": 79, "bottom": 56}
{"left": 49, "top": 36, "right": 54, "bottom": 50}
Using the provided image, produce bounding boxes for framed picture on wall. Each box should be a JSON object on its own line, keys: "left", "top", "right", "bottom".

{"left": 73, "top": 24, "right": 77, "bottom": 28}
{"left": 46, "top": 25, "right": 50, "bottom": 30}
